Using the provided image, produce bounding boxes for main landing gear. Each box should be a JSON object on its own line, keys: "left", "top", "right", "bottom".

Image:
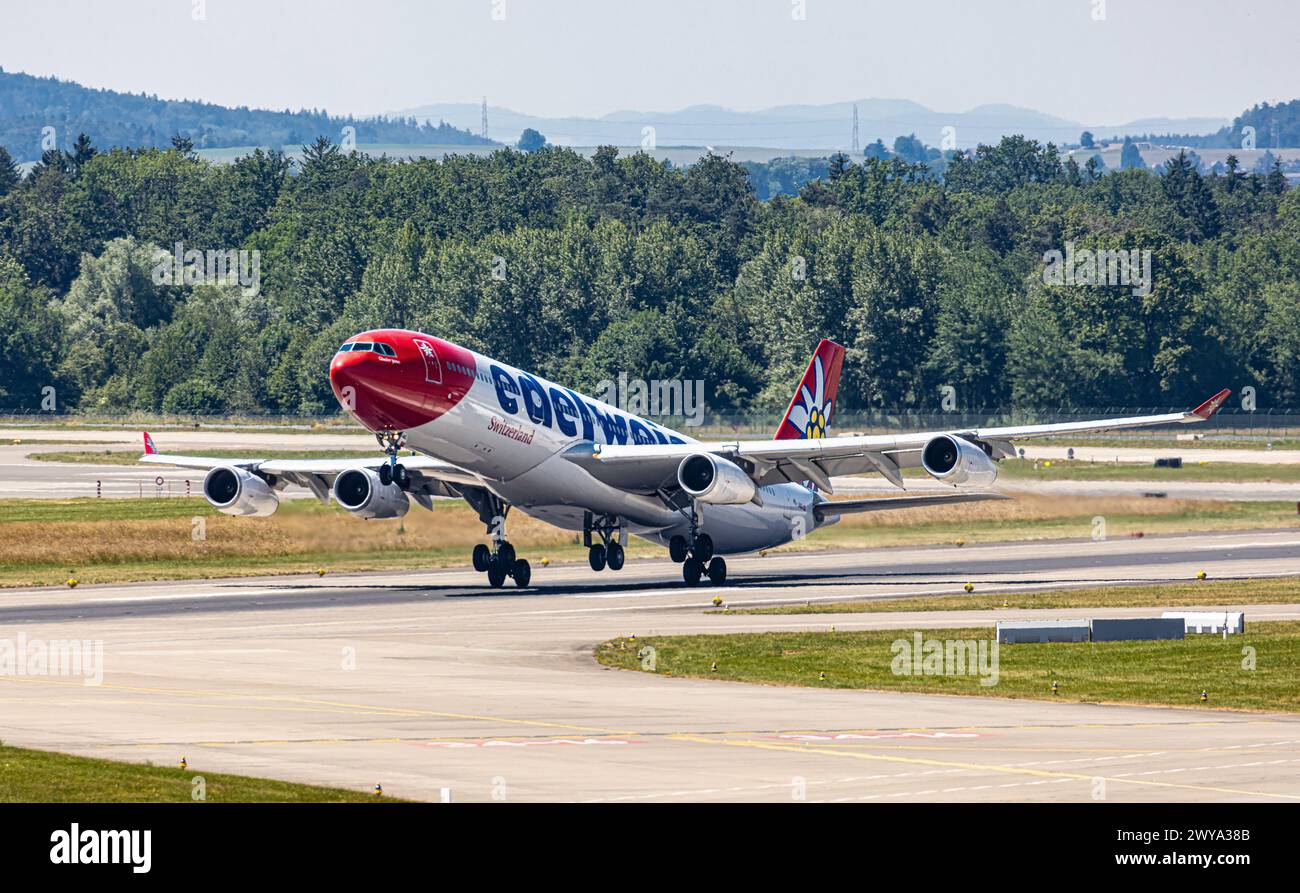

{"left": 376, "top": 430, "right": 410, "bottom": 489}
{"left": 667, "top": 511, "right": 727, "bottom": 587}
{"left": 464, "top": 488, "right": 530, "bottom": 589}
{"left": 584, "top": 512, "right": 627, "bottom": 573}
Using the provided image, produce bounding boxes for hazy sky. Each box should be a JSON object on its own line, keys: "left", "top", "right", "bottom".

{"left": 2, "top": 0, "right": 1296, "bottom": 123}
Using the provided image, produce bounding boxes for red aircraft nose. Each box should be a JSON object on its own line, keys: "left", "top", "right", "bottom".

{"left": 330, "top": 331, "right": 477, "bottom": 433}
{"left": 330, "top": 345, "right": 432, "bottom": 431}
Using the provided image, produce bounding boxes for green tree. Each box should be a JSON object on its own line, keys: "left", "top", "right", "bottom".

{"left": 517, "top": 129, "right": 547, "bottom": 152}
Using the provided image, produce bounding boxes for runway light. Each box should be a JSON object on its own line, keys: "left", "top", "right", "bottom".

{"left": 1196, "top": 571, "right": 1207, "bottom": 580}
{"left": 374, "top": 784, "right": 383, "bottom": 797}
{"left": 711, "top": 596, "right": 723, "bottom": 607}
{"left": 818, "top": 672, "right": 826, "bottom": 681}
{"left": 1002, "top": 600, "right": 1009, "bottom": 608}
{"left": 964, "top": 583, "right": 975, "bottom": 593}
{"left": 317, "top": 568, "right": 326, "bottom": 577}
{"left": 1200, "top": 690, "right": 1208, "bottom": 703}
{"left": 179, "top": 757, "right": 187, "bottom": 770}
{"left": 710, "top": 661, "right": 718, "bottom": 672}
{"left": 540, "top": 557, "right": 550, "bottom": 567}
{"left": 954, "top": 539, "right": 965, "bottom": 547}
{"left": 1051, "top": 680, "right": 1059, "bottom": 695}
{"left": 66, "top": 578, "right": 78, "bottom": 589}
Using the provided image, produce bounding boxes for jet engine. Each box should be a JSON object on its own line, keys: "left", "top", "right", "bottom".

{"left": 203, "top": 466, "right": 279, "bottom": 517}
{"left": 332, "top": 468, "right": 410, "bottom": 519}
{"left": 921, "top": 435, "right": 999, "bottom": 488}
{"left": 677, "top": 453, "right": 757, "bottom": 505}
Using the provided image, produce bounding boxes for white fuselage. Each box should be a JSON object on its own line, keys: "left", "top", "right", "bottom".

{"left": 402, "top": 349, "right": 822, "bottom": 555}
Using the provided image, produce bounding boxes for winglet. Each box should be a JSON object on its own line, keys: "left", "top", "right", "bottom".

{"left": 142, "top": 431, "right": 157, "bottom": 455}
{"left": 1189, "top": 388, "right": 1231, "bottom": 421}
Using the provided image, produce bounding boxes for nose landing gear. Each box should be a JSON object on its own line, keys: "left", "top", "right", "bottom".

{"left": 584, "top": 512, "right": 626, "bottom": 573}
{"left": 376, "top": 430, "right": 409, "bottom": 488}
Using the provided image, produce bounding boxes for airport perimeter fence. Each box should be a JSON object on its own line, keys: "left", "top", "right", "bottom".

{"left": 4, "top": 406, "right": 1300, "bottom": 440}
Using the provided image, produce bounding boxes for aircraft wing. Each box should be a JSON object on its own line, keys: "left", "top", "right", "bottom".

{"left": 564, "top": 389, "right": 1231, "bottom": 494}
{"left": 137, "top": 433, "right": 481, "bottom": 504}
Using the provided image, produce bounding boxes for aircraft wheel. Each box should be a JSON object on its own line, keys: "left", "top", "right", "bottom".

{"left": 497, "top": 541, "right": 516, "bottom": 567}
{"left": 379, "top": 464, "right": 393, "bottom": 486}
{"left": 393, "top": 464, "right": 410, "bottom": 489}
{"left": 472, "top": 543, "right": 491, "bottom": 573}
{"left": 588, "top": 544, "right": 607, "bottom": 572}
{"left": 606, "top": 542, "right": 625, "bottom": 571}
{"left": 693, "top": 533, "right": 714, "bottom": 563}
{"left": 682, "top": 558, "right": 703, "bottom": 587}
{"left": 707, "top": 557, "right": 727, "bottom": 586}
{"left": 512, "top": 559, "right": 531, "bottom": 588}
{"left": 668, "top": 535, "right": 688, "bottom": 563}
{"left": 487, "top": 561, "right": 507, "bottom": 588}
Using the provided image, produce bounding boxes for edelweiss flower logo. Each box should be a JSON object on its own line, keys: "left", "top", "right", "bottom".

{"left": 787, "top": 355, "right": 833, "bottom": 439}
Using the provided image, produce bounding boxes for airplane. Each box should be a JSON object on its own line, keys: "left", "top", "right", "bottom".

{"left": 140, "top": 330, "right": 1231, "bottom": 588}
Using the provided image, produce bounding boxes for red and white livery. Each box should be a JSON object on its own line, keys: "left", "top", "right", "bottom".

{"left": 142, "top": 330, "right": 1230, "bottom": 588}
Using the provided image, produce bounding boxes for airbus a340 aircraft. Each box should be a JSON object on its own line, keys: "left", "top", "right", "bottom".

{"left": 142, "top": 331, "right": 1230, "bottom": 588}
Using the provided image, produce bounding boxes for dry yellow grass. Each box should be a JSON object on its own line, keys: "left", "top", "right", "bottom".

{"left": 1, "top": 494, "right": 1292, "bottom": 587}
{"left": 828, "top": 493, "right": 1200, "bottom": 528}
{"left": 0, "top": 502, "right": 578, "bottom": 566}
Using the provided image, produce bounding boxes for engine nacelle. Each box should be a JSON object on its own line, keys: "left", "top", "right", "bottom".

{"left": 678, "top": 453, "right": 757, "bottom": 505}
{"left": 203, "top": 466, "right": 279, "bottom": 517}
{"left": 332, "top": 468, "right": 410, "bottom": 519}
{"left": 921, "top": 435, "right": 999, "bottom": 488}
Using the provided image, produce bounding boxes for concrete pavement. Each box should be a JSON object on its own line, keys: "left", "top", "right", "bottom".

{"left": 1, "top": 530, "right": 1298, "bottom": 802}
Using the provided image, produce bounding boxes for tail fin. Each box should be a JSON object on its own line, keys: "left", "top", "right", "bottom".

{"left": 775, "top": 339, "right": 845, "bottom": 440}
{"left": 142, "top": 431, "right": 157, "bottom": 455}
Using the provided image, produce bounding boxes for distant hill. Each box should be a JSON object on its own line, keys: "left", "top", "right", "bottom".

{"left": 392, "top": 97, "right": 1228, "bottom": 151}
{"left": 0, "top": 69, "right": 494, "bottom": 162}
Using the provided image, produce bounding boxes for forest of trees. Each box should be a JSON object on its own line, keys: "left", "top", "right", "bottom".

{"left": 0, "top": 69, "right": 491, "bottom": 162}
{"left": 0, "top": 131, "right": 1297, "bottom": 420}
{"left": 1120, "top": 98, "right": 1300, "bottom": 151}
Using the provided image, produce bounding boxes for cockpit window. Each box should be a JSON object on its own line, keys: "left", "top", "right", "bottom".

{"left": 374, "top": 342, "right": 396, "bottom": 357}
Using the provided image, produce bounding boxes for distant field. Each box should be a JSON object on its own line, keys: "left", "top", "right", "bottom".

{"left": 727, "top": 577, "right": 1300, "bottom": 615}
{"left": 28, "top": 448, "right": 406, "bottom": 465}
{"left": 596, "top": 620, "right": 1300, "bottom": 713}
{"left": 1032, "top": 436, "right": 1300, "bottom": 451}
{"left": 0, "top": 494, "right": 1294, "bottom": 587}
{"left": 0, "top": 744, "right": 392, "bottom": 802}
{"left": 987, "top": 458, "right": 1300, "bottom": 482}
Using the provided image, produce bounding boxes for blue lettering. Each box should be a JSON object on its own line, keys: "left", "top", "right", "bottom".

{"left": 518, "top": 373, "right": 552, "bottom": 428}
{"left": 549, "top": 387, "right": 578, "bottom": 438}
{"left": 565, "top": 389, "right": 595, "bottom": 441}
{"left": 491, "top": 365, "right": 520, "bottom": 415}
{"left": 644, "top": 420, "right": 670, "bottom": 445}
{"left": 588, "top": 402, "right": 628, "bottom": 445}
{"left": 628, "top": 418, "right": 655, "bottom": 445}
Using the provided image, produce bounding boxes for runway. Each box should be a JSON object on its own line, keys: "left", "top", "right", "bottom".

{"left": 1, "top": 529, "right": 1299, "bottom": 802}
